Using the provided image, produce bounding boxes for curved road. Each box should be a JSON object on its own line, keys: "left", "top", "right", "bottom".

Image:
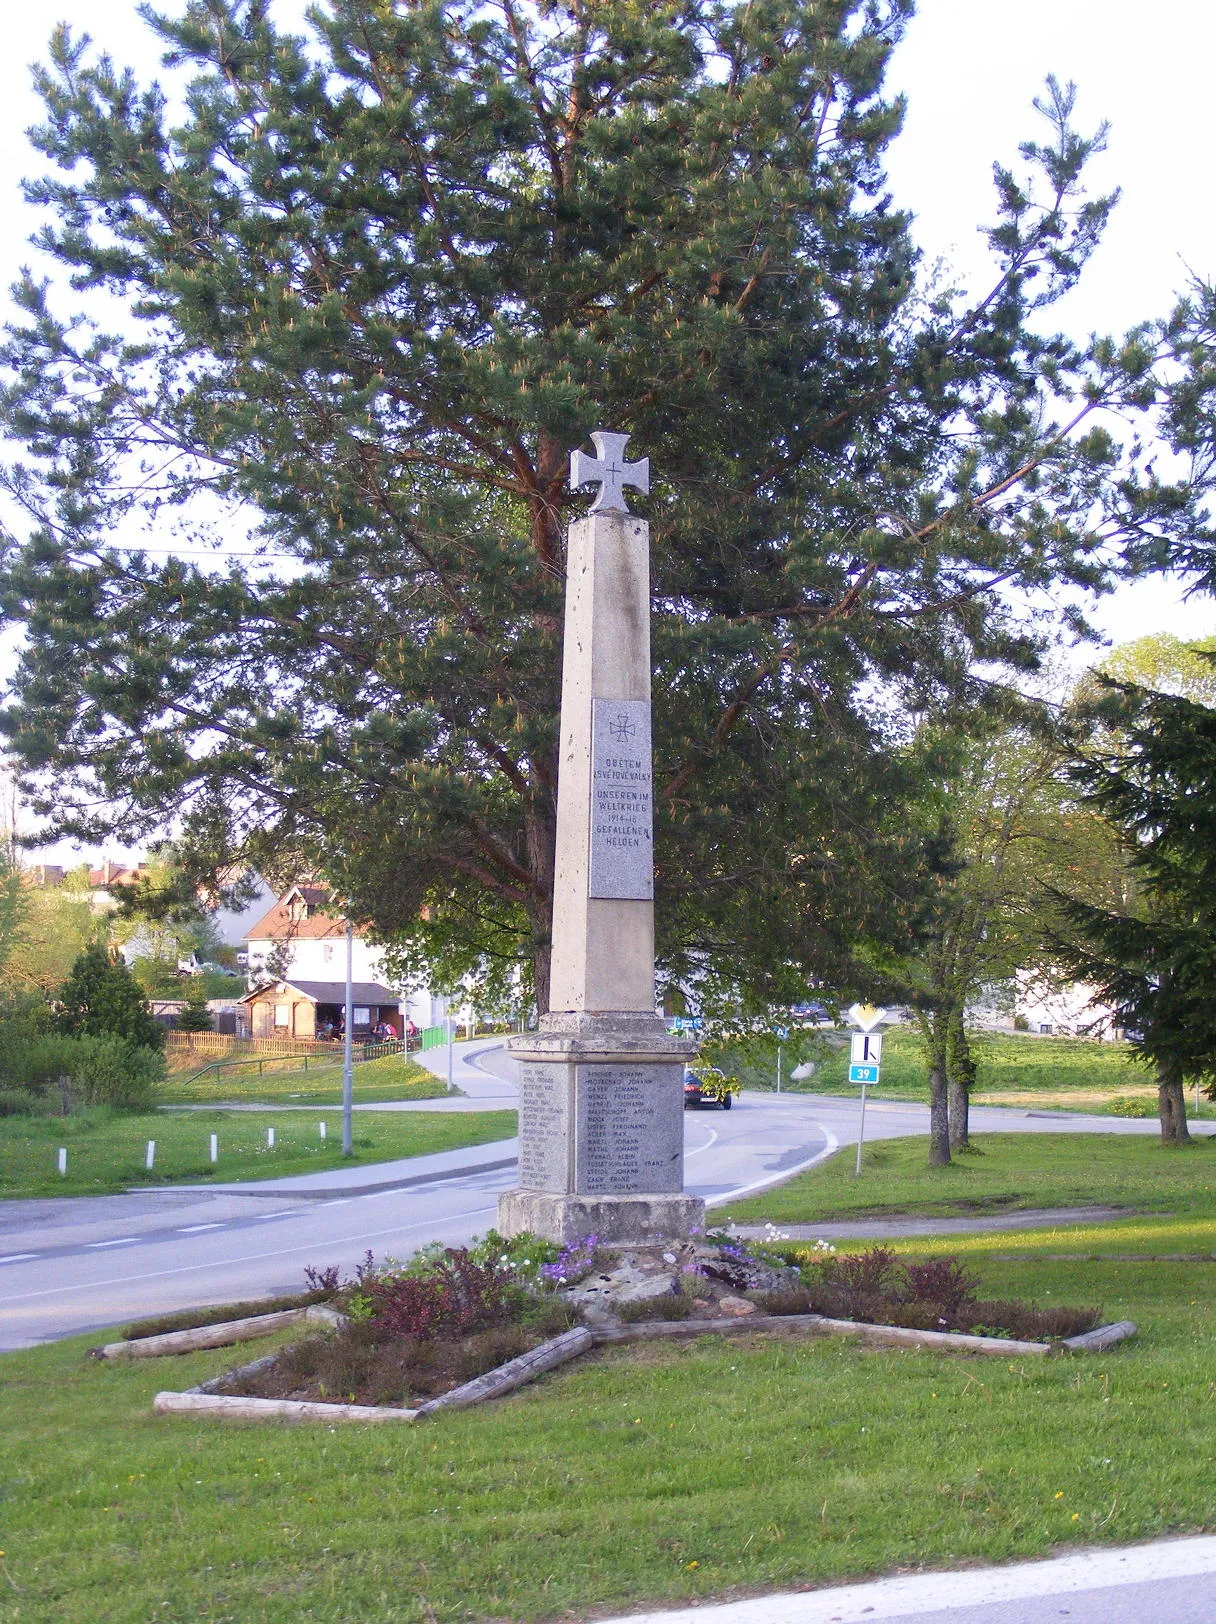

{"left": 0, "top": 1040, "right": 1205, "bottom": 1351}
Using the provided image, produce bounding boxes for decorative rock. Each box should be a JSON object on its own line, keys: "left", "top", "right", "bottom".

{"left": 566, "top": 1261, "right": 677, "bottom": 1309}
{"left": 717, "top": 1296, "right": 759, "bottom": 1318}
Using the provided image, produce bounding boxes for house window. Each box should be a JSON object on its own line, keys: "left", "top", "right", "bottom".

{"left": 274, "top": 1003, "right": 290, "bottom": 1029}
{"left": 1039, "top": 1023, "right": 1053, "bottom": 1035}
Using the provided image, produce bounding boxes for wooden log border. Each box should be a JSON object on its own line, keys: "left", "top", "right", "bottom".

{"left": 149, "top": 1314, "right": 1136, "bottom": 1424}
{"left": 97, "top": 1302, "right": 345, "bottom": 1360}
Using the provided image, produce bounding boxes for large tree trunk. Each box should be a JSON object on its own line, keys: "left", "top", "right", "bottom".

{"left": 947, "top": 1072, "right": 969, "bottom": 1153}
{"left": 1158, "top": 1059, "right": 1192, "bottom": 1145}
{"left": 926, "top": 1020, "right": 951, "bottom": 1166}
{"left": 947, "top": 1011, "right": 973, "bottom": 1153}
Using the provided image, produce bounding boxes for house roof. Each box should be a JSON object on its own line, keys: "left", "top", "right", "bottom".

{"left": 239, "top": 980, "right": 399, "bottom": 1006}
{"left": 89, "top": 861, "right": 146, "bottom": 888}
{"left": 244, "top": 898, "right": 349, "bottom": 942}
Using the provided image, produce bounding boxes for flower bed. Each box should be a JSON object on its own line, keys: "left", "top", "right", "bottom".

{"left": 144, "top": 1228, "right": 1131, "bottom": 1423}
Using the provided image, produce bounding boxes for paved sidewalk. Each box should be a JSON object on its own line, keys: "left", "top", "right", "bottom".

{"left": 148, "top": 1132, "right": 519, "bottom": 1198}
{"left": 732, "top": 1205, "right": 1137, "bottom": 1241}
{"left": 601, "top": 1534, "right": 1216, "bottom": 1624}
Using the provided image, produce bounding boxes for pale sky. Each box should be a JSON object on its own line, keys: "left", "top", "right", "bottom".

{"left": 0, "top": 0, "right": 1212, "bottom": 855}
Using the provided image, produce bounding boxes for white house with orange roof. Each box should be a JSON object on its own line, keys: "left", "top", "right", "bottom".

{"left": 242, "top": 884, "right": 443, "bottom": 1030}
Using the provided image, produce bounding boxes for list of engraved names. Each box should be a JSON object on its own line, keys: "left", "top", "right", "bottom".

{"left": 516, "top": 1063, "right": 570, "bottom": 1190}
{"left": 575, "top": 1065, "right": 682, "bottom": 1194}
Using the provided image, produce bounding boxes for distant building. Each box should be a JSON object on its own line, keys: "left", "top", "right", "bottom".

{"left": 242, "top": 884, "right": 442, "bottom": 1030}
{"left": 27, "top": 864, "right": 65, "bottom": 887}
{"left": 237, "top": 979, "right": 404, "bottom": 1041}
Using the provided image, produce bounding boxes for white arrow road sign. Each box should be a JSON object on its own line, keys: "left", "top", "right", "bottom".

{"left": 850, "top": 1032, "right": 883, "bottom": 1066}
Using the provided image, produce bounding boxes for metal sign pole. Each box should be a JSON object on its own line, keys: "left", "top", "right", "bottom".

{"left": 446, "top": 1012, "right": 455, "bottom": 1093}
{"left": 777, "top": 1041, "right": 782, "bottom": 1094}
{"left": 341, "top": 919, "right": 354, "bottom": 1156}
{"left": 855, "top": 1082, "right": 868, "bottom": 1176}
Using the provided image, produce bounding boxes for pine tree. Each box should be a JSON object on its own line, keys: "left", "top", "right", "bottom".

{"left": 0, "top": 2, "right": 1210, "bottom": 1009}
{"left": 55, "top": 946, "right": 165, "bottom": 1051}
{"left": 1051, "top": 681, "right": 1216, "bottom": 1144}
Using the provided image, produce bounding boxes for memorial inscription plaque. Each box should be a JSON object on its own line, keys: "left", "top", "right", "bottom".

{"left": 574, "top": 1064, "right": 682, "bottom": 1194}
{"left": 516, "top": 1063, "right": 570, "bottom": 1190}
{"left": 589, "top": 697, "right": 653, "bottom": 901}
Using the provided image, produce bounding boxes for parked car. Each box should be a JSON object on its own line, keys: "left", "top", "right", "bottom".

{"left": 683, "top": 1065, "right": 740, "bottom": 1110}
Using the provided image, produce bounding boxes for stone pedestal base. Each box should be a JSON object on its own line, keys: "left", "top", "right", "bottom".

{"left": 497, "top": 1190, "right": 705, "bottom": 1246}
{"left": 496, "top": 1011, "right": 702, "bottom": 1244}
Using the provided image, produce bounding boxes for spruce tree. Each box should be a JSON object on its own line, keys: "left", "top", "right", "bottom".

{"left": 0, "top": 2, "right": 1210, "bottom": 1009}
{"left": 1051, "top": 681, "right": 1216, "bottom": 1144}
{"left": 175, "top": 988, "right": 216, "bottom": 1033}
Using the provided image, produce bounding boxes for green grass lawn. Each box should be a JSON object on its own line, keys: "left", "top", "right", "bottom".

{"left": 725, "top": 1130, "right": 1216, "bottom": 1227}
{"left": 707, "top": 1026, "right": 1216, "bottom": 1116}
{"left": 0, "top": 1107, "right": 517, "bottom": 1198}
{"left": 159, "top": 1051, "right": 447, "bottom": 1106}
{"left": 0, "top": 1234, "right": 1212, "bottom": 1623}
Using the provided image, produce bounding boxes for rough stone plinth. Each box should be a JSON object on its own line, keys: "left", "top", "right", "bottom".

{"left": 496, "top": 1190, "right": 705, "bottom": 1247}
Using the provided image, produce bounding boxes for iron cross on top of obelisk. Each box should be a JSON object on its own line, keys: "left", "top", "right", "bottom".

{"left": 570, "top": 430, "right": 649, "bottom": 514}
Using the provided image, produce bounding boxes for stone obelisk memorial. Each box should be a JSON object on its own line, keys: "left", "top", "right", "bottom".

{"left": 498, "top": 433, "right": 705, "bottom": 1245}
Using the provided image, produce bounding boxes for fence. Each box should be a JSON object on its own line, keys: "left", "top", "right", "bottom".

{"left": 174, "top": 1039, "right": 408, "bottom": 1089}
{"left": 166, "top": 1032, "right": 419, "bottom": 1065}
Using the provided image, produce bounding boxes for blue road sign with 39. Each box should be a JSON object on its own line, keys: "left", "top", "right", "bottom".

{"left": 848, "top": 1063, "right": 880, "bottom": 1085}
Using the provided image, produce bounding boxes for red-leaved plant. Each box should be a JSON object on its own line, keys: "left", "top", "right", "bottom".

{"left": 362, "top": 1249, "right": 519, "bottom": 1340}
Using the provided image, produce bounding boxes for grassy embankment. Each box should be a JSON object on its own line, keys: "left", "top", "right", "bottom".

{"left": 706, "top": 1025, "right": 1215, "bottom": 1116}
{"left": 1, "top": 1131, "right": 1214, "bottom": 1621}
{"left": 725, "top": 1128, "right": 1216, "bottom": 1242}
{"left": 159, "top": 1049, "right": 448, "bottom": 1105}
{"left": 0, "top": 1102, "right": 517, "bottom": 1198}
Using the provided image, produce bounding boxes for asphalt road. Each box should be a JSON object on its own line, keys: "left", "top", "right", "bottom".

{"left": 0, "top": 1039, "right": 1207, "bottom": 1351}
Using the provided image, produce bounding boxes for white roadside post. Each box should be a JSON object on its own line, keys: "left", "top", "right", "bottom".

{"left": 342, "top": 918, "right": 354, "bottom": 1156}
{"left": 318, "top": 1120, "right": 326, "bottom": 1142}
{"left": 209, "top": 1133, "right": 218, "bottom": 1165}
{"left": 267, "top": 1127, "right": 275, "bottom": 1150}
{"left": 57, "top": 1147, "right": 67, "bottom": 1177}
{"left": 145, "top": 1140, "right": 156, "bottom": 1171}
{"left": 847, "top": 1004, "right": 887, "bottom": 1176}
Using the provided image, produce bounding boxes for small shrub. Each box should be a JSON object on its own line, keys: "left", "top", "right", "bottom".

{"left": 901, "top": 1257, "right": 979, "bottom": 1314}
{"left": 71, "top": 1036, "right": 164, "bottom": 1109}
{"left": 821, "top": 1247, "right": 898, "bottom": 1295}
{"left": 0, "top": 1086, "right": 41, "bottom": 1117}
{"left": 3, "top": 1032, "right": 163, "bottom": 1111}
